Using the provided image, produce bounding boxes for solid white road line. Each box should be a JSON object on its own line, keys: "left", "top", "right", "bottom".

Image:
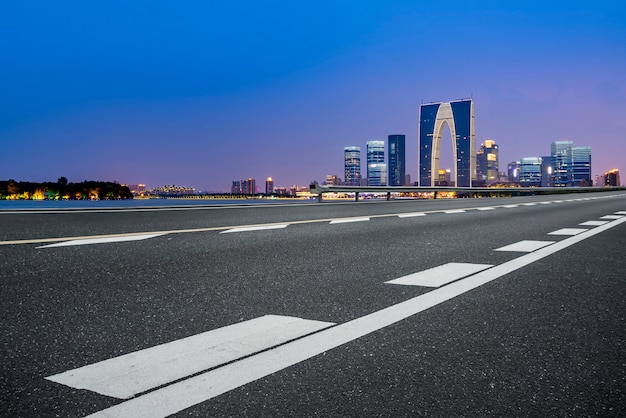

{"left": 220, "top": 224, "right": 288, "bottom": 233}
{"left": 548, "top": 228, "right": 588, "bottom": 236}
{"left": 88, "top": 215, "right": 626, "bottom": 418}
{"left": 579, "top": 221, "right": 609, "bottom": 226}
{"left": 494, "top": 240, "right": 555, "bottom": 252}
{"left": 385, "top": 263, "right": 493, "bottom": 288}
{"left": 36, "top": 234, "right": 164, "bottom": 248}
{"left": 397, "top": 212, "right": 426, "bottom": 218}
{"left": 47, "top": 315, "right": 334, "bottom": 399}
{"left": 329, "top": 217, "right": 370, "bottom": 224}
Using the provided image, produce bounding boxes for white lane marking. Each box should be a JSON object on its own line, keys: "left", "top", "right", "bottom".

{"left": 548, "top": 228, "right": 587, "bottom": 236}
{"left": 502, "top": 205, "right": 518, "bottom": 208}
{"left": 553, "top": 200, "right": 564, "bottom": 203}
{"left": 220, "top": 224, "right": 288, "bottom": 233}
{"left": 539, "top": 202, "right": 552, "bottom": 205}
{"left": 614, "top": 211, "right": 626, "bottom": 215}
{"left": 477, "top": 207, "right": 495, "bottom": 211}
{"left": 600, "top": 215, "right": 624, "bottom": 220}
{"left": 522, "top": 203, "right": 537, "bottom": 206}
{"left": 329, "top": 217, "right": 370, "bottom": 224}
{"left": 579, "top": 220, "right": 609, "bottom": 226}
{"left": 385, "top": 263, "right": 493, "bottom": 288}
{"left": 397, "top": 212, "right": 426, "bottom": 218}
{"left": 36, "top": 234, "right": 164, "bottom": 248}
{"left": 444, "top": 209, "right": 466, "bottom": 214}
{"left": 88, "top": 215, "right": 626, "bottom": 418}
{"left": 494, "top": 240, "right": 555, "bottom": 252}
{"left": 47, "top": 315, "right": 334, "bottom": 400}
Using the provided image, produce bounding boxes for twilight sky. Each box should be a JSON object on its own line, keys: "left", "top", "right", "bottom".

{"left": 1, "top": 1, "right": 625, "bottom": 191}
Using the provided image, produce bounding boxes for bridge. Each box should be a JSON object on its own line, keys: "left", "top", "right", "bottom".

{"left": 1, "top": 190, "right": 625, "bottom": 416}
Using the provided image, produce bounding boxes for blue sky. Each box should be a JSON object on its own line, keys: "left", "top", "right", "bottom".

{"left": 1, "top": 1, "right": 625, "bottom": 191}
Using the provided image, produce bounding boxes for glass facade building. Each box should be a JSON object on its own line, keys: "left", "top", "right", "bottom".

{"left": 551, "top": 141, "right": 573, "bottom": 186}
{"left": 344, "top": 146, "right": 361, "bottom": 186}
{"left": 476, "top": 140, "right": 499, "bottom": 183}
{"left": 572, "top": 146, "right": 592, "bottom": 186}
{"left": 519, "top": 157, "right": 542, "bottom": 187}
{"left": 388, "top": 135, "right": 406, "bottom": 186}
{"left": 367, "top": 140, "right": 386, "bottom": 186}
{"left": 419, "top": 99, "right": 475, "bottom": 187}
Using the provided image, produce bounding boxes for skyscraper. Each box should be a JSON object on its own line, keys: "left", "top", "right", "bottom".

{"left": 265, "top": 177, "right": 274, "bottom": 194}
{"left": 344, "top": 146, "right": 361, "bottom": 186}
{"left": 519, "top": 157, "right": 542, "bottom": 187}
{"left": 367, "top": 140, "right": 386, "bottom": 186}
{"left": 476, "top": 140, "right": 499, "bottom": 184}
{"left": 551, "top": 141, "right": 573, "bottom": 186}
{"left": 572, "top": 146, "right": 592, "bottom": 186}
{"left": 419, "top": 99, "right": 476, "bottom": 187}
{"left": 388, "top": 135, "right": 406, "bottom": 186}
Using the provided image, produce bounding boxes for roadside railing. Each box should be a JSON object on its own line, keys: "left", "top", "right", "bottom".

{"left": 308, "top": 184, "right": 626, "bottom": 202}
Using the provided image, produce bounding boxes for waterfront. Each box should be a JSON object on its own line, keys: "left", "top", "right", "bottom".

{"left": 0, "top": 197, "right": 316, "bottom": 210}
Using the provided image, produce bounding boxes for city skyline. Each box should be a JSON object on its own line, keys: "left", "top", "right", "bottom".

{"left": 1, "top": 1, "right": 624, "bottom": 191}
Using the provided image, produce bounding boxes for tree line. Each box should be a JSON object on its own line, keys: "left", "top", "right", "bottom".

{"left": 0, "top": 177, "right": 133, "bottom": 200}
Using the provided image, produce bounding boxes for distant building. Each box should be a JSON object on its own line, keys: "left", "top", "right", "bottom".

{"left": 265, "top": 177, "right": 274, "bottom": 194}
{"left": 519, "top": 157, "right": 542, "bottom": 187}
{"left": 507, "top": 161, "right": 520, "bottom": 183}
{"left": 241, "top": 178, "right": 256, "bottom": 195}
{"left": 540, "top": 156, "right": 553, "bottom": 187}
{"left": 551, "top": 141, "right": 573, "bottom": 186}
{"left": 604, "top": 169, "right": 621, "bottom": 186}
{"left": 367, "top": 140, "right": 386, "bottom": 186}
{"left": 325, "top": 174, "right": 342, "bottom": 185}
{"left": 388, "top": 135, "right": 406, "bottom": 186}
{"left": 419, "top": 99, "right": 475, "bottom": 187}
{"left": 572, "top": 146, "right": 592, "bottom": 186}
{"left": 476, "top": 140, "right": 499, "bottom": 183}
{"left": 435, "top": 169, "right": 452, "bottom": 186}
{"left": 344, "top": 146, "right": 361, "bottom": 186}
{"left": 231, "top": 181, "right": 241, "bottom": 194}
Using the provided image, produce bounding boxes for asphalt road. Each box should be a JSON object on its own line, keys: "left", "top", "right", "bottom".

{"left": 1, "top": 192, "right": 625, "bottom": 417}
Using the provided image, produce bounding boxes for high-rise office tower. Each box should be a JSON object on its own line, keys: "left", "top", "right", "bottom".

{"left": 241, "top": 178, "right": 256, "bottom": 195}
{"left": 265, "top": 177, "right": 274, "bottom": 194}
{"left": 572, "top": 146, "right": 592, "bottom": 186}
{"left": 604, "top": 169, "right": 621, "bottom": 186}
{"left": 388, "top": 135, "right": 406, "bottom": 186}
{"left": 476, "top": 140, "right": 499, "bottom": 183}
{"left": 367, "top": 140, "right": 386, "bottom": 186}
{"left": 519, "top": 157, "right": 542, "bottom": 187}
{"left": 551, "top": 141, "right": 573, "bottom": 186}
{"left": 419, "top": 99, "right": 476, "bottom": 187}
{"left": 344, "top": 146, "right": 361, "bottom": 186}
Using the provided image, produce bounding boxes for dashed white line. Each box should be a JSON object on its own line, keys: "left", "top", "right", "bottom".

{"left": 47, "top": 315, "right": 334, "bottom": 400}
{"left": 444, "top": 209, "right": 466, "bottom": 214}
{"left": 477, "top": 207, "right": 495, "bottom": 211}
{"left": 600, "top": 215, "right": 624, "bottom": 220}
{"left": 220, "top": 224, "right": 288, "bottom": 233}
{"left": 579, "top": 220, "right": 609, "bottom": 226}
{"left": 385, "top": 263, "right": 493, "bottom": 288}
{"left": 494, "top": 240, "right": 555, "bottom": 252}
{"left": 329, "top": 217, "right": 370, "bottom": 224}
{"left": 397, "top": 212, "right": 426, "bottom": 218}
{"left": 548, "top": 228, "right": 588, "bottom": 236}
{"left": 37, "top": 234, "right": 164, "bottom": 248}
